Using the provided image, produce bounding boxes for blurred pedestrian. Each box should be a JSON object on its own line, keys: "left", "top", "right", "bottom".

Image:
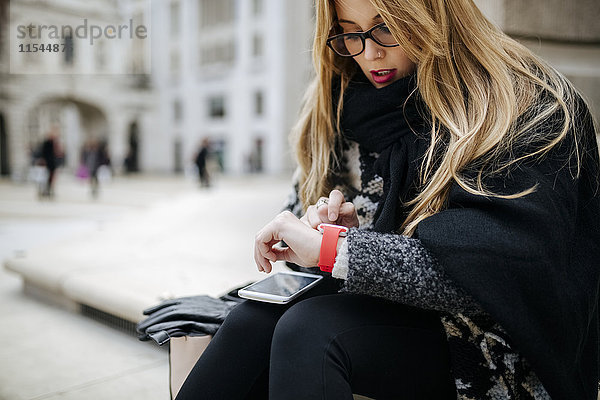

{"left": 247, "top": 138, "right": 264, "bottom": 173}
{"left": 194, "top": 138, "right": 211, "bottom": 188}
{"left": 123, "top": 149, "right": 135, "bottom": 174}
{"left": 37, "top": 129, "right": 60, "bottom": 198}
{"left": 81, "top": 139, "right": 111, "bottom": 198}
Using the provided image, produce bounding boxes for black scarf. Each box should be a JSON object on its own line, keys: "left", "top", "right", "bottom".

{"left": 337, "top": 72, "right": 428, "bottom": 232}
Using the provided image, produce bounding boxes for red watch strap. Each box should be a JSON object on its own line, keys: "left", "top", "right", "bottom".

{"left": 318, "top": 225, "right": 346, "bottom": 272}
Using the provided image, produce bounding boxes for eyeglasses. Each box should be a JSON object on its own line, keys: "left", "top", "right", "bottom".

{"left": 326, "top": 22, "right": 399, "bottom": 57}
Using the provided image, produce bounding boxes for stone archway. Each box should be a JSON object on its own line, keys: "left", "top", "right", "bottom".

{"left": 27, "top": 98, "right": 109, "bottom": 170}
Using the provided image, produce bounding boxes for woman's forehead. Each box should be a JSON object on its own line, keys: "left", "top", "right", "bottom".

{"left": 334, "top": 0, "right": 380, "bottom": 23}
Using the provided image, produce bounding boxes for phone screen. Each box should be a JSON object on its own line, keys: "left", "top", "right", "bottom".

{"left": 243, "top": 273, "right": 320, "bottom": 297}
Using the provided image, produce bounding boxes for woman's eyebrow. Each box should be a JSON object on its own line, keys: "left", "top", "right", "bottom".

{"left": 338, "top": 14, "right": 383, "bottom": 26}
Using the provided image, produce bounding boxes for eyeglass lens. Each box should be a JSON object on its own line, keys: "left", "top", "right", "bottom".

{"left": 329, "top": 24, "right": 396, "bottom": 56}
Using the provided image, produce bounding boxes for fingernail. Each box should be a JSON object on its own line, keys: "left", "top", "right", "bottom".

{"left": 329, "top": 212, "right": 336, "bottom": 220}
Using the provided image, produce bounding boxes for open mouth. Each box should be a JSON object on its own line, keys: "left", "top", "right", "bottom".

{"left": 370, "top": 69, "right": 397, "bottom": 84}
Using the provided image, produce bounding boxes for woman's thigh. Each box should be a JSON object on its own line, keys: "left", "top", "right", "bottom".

{"left": 175, "top": 277, "right": 342, "bottom": 400}
{"left": 270, "top": 293, "right": 455, "bottom": 400}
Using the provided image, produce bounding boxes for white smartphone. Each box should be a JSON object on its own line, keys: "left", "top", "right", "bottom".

{"left": 238, "top": 271, "right": 323, "bottom": 304}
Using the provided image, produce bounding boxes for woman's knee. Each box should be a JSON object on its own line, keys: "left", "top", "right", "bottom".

{"left": 272, "top": 297, "right": 329, "bottom": 352}
{"left": 269, "top": 296, "right": 355, "bottom": 397}
{"left": 221, "top": 301, "right": 255, "bottom": 329}
{"left": 220, "top": 300, "right": 281, "bottom": 336}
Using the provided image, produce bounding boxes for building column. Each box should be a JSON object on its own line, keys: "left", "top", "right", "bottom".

{"left": 6, "top": 103, "right": 30, "bottom": 181}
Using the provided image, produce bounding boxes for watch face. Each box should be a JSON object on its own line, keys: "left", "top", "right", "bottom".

{"left": 318, "top": 223, "right": 349, "bottom": 236}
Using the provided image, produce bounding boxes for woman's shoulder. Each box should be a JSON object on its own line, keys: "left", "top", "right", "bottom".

{"left": 459, "top": 91, "right": 599, "bottom": 199}
{"left": 491, "top": 88, "right": 596, "bottom": 170}
{"left": 525, "top": 91, "right": 597, "bottom": 175}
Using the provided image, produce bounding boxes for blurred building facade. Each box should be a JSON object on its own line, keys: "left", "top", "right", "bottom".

{"left": 0, "top": 0, "right": 314, "bottom": 179}
{"left": 152, "top": 0, "right": 314, "bottom": 175}
{"left": 0, "top": 0, "right": 598, "bottom": 180}
{"left": 0, "top": 0, "right": 153, "bottom": 179}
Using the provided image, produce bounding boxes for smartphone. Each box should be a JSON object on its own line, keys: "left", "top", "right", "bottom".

{"left": 238, "top": 271, "right": 323, "bottom": 304}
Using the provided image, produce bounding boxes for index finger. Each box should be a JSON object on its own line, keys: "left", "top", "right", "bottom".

{"left": 327, "top": 190, "right": 345, "bottom": 221}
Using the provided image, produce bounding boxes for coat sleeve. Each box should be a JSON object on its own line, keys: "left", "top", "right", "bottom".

{"left": 334, "top": 228, "right": 486, "bottom": 316}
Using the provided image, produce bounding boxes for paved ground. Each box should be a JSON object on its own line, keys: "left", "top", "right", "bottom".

{"left": 0, "top": 171, "right": 292, "bottom": 400}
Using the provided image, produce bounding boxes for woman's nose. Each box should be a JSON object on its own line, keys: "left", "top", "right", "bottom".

{"left": 363, "top": 38, "right": 382, "bottom": 61}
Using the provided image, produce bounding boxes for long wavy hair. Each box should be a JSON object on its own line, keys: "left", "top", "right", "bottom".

{"left": 292, "top": 0, "right": 594, "bottom": 236}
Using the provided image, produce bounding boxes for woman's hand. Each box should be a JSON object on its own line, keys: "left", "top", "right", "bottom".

{"left": 300, "top": 189, "right": 359, "bottom": 229}
{"left": 254, "top": 211, "right": 322, "bottom": 273}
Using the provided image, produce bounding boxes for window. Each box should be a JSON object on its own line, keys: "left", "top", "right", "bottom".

{"left": 63, "top": 27, "right": 74, "bottom": 65}
{"left": 129, "top": 12, "right": 146, "bottom": 74}
{"left": 170, "top": 1, "right": 181, "bottom": 36}
{"left": 252, "top": 33, "right": 263, "bottom": 57}
{"left": 208, "top": 96, "right": 226, "bottom": 118}
{"left": 254, "top": 91, "right": 264, "bottom": 116}
{"left": 170, "top": 48, "right": 180, "bottom": 73}
{"left": 95, "top": 40, "right": 106, "bottom": 71}
{"left": 252, "top": 0, "right": 263, "bottom": 16}
{"left": 199, "top": 40, "right": 235, "bottom": 66}
{"left": 199, "top": 0, "right": 234, "bottom": 29}
{"left": 173, "top": 100, "right": 182, "bottom": 122}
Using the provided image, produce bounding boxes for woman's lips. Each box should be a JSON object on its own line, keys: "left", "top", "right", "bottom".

{"left": 370, "top": 69, "right": 397, "bottom": 84}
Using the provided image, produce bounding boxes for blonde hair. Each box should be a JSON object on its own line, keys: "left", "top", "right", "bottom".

{"left": 292, "top": 0, "right": 593, "bottom": 236}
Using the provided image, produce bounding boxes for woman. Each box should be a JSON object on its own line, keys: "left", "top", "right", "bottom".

{"left": 177, "top": 0, "right": 600, "bottom": 398}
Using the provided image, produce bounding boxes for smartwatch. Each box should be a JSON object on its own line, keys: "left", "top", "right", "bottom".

{"left": 317, "top": 223, "right": 348, "bottom": 272}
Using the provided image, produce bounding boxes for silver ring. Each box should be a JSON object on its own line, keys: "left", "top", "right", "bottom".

{"left": 316, "top": 198, "right": 329, "bottom": 209}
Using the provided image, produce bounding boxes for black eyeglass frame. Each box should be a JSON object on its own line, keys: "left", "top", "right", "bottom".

{"left": 326, "top": 22, "right": 400, "bottom": 57}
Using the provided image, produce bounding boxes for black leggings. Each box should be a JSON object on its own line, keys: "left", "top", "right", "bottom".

{"left": 175, "top": 279, "right": 456, "bottom": 400}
